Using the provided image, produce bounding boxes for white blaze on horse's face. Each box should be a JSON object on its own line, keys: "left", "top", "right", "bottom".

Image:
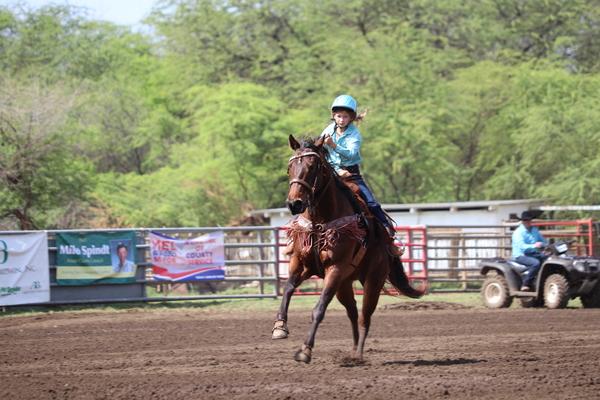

{"left": 287, "top": 150, "right": 321, "bottom": 215}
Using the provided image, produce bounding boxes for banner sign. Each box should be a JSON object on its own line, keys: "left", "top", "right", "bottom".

{"left": 56, "top": 231, "right": 137, "bottom": 285}
{"left": 150, "top": 231, "right": 225, "bottom": 282}
{"left": 0, "top": 233, "right": 50, "bottom": 306}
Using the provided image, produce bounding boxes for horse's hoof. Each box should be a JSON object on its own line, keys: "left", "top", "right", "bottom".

{"left": 294, "top": 345, "right": 312, "bottom": 364}
{"left": 271, "top": 320, "right": 289, "bottom": 340}
{"left": 272, "top": 328, "right": 288, "bottom": 340}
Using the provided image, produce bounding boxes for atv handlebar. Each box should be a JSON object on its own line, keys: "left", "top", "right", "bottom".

{"left": 540, "top": 239, "right": 576, "bottom": 256}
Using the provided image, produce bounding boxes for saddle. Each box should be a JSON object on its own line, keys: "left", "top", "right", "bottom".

{"left": 339, "top": 175, "right": 369, "bottom": 213}
{"left": 338, "top": 176, "right": 405, "bottom": 261}
{"left": 339, "top": 175, "right": 397, "bottom": 247}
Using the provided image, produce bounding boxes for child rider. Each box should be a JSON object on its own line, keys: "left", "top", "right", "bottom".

{"left": 320, "top": 94, "right": 396, "bottom": 238}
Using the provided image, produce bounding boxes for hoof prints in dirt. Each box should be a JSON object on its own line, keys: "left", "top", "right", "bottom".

{"left": 382, "top": 301, "right": 471, "bottom": 311}
{"left": 6, "top": 308, "right": 600, "bottom": 399}
{"left": 330, "top": 351, "right": 368, "bottom": 367}
{"left": 338, "top": 357, "right": 367, "bottom": 368}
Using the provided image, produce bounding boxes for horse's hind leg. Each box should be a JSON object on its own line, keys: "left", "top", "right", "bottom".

{"left": 336, "top": 280, "right": 359, "bottom": 354}
{"left": 294, "top": 268, "right": 342, "bottom": 363}
{"left": 272, "top": 271, "right": 303, "bottom": 339}
{"left": 357, "top": 273, "right": 386, "bottom": 360}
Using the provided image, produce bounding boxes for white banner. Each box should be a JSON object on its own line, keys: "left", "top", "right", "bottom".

{"left": 0, "top": 232, "right": 50, "bottom": 306}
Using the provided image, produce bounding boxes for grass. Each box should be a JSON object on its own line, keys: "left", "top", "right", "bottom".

{"left": 180, "top": 292, "right": 485, "bottom": 313}
{"left": 1, "top": 290, "right": 586, "bottom": 318}
{"left": 0, "top": 291, "right": 483, "bottom": 318}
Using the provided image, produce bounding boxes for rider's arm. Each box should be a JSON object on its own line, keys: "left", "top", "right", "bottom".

{"left": 320, "top": 123, "right": 341, "bottom": 173}
{"left": 334, "top": 136, "right": 361, "bottom": 159}
{"left": 533, "top": 227, "right": 547, "bottom": 245}
{"left": 320, "top": 123, "right": 335, "bottom": 151}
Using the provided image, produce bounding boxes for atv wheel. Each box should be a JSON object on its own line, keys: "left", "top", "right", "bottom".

{"left": 519, "top": 297, "right": 543, "bottom": 308}
{"left": 543, "top": 274, "right": 569, "bottom": 309}
{"left": 481, "top": 273, "right": 513, "bottom": 308}
{"left": 581, "top": 284, "right": 600, "bottom": 308}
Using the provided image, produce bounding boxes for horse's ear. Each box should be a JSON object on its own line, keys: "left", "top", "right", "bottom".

{"left": 289, "top": 134, "right": 300, "bottom": 150}
{"left": 314, "top": 135, "right": 325, "bottom": 148}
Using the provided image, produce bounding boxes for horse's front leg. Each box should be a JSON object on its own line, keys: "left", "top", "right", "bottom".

{"left": 294, "top": 267, "right": 342, "bottom": 363}
{"left": 272, "top": 274, "right": 302, "bottom": 339}
{"left": 272, "top": 256, "right": 304, "bottom": 339}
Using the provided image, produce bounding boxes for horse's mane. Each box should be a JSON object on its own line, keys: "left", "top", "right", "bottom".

{"left": 299, "top": 138, "right": 364, "bottom": 215}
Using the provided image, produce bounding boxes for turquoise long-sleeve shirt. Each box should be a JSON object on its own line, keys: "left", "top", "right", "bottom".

{"left": 319, "top": 122, "right": 362, "bottom": 172}
{"left": 512, "top": 223, "right": 547, "bottom": 258}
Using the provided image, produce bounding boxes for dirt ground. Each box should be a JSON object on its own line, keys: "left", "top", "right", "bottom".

{"left": 2, "top": 302, "right": 600, "bottom": 400}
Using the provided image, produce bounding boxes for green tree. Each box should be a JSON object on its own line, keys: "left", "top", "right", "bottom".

{"left": 0, "top": 77, "right": 91, "bottom": 229}
{"left": 176, "top": 82, "right": 288, "bottom": 208}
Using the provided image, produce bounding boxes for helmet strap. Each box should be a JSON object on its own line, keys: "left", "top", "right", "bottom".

{"left": 334, "top": 123, "right": 350, "bottom": 134}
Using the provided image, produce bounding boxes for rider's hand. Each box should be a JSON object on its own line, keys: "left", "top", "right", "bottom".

{"left": 534, "top": 242, "right": 543, "bottom": 248}
{"left": 324, "top": 135, "right": 336, "bottom": 148}
{"left": 338, "top": 169, "right": 351, "bottom": 177}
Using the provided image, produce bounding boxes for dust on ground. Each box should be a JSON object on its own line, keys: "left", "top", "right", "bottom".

{"left": 1, "top": 305, "right": 600, "bottom": 399}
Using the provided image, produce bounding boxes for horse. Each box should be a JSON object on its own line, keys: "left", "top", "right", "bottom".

{"left": 272, "top": 134, "right": 424, "bottom": 363}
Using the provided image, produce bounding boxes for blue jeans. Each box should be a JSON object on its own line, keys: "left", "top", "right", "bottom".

{"left": 352, "top": 175, "right": 377, "bottom": 207}
{"left": 348, "top": 174, "right": 391, "bottom": 230}
{"left": 515, "top": 254, "right": 547, "bottom": 287}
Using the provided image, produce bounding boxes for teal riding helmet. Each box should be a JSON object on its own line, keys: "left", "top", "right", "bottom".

{"left": 331, "top": 95, "right": 357, "bottom": 113}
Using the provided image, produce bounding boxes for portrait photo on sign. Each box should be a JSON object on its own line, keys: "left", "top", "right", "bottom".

{"left": 110, "top": 239, "right": 136, "bottom": 274}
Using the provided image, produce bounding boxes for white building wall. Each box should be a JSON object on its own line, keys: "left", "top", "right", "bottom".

{"left": 388, "top": 205, "right": 532, "bottom": 227}
{"left": 262, "top": 202, "right": 541, "bottom": 228}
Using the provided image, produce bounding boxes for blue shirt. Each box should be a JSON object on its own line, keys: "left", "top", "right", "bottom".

{"left": 512, "top": 223, "right": 547, "bottom": 258}
{"left": 319, "top": 122, "right": 362, "bottom": 172}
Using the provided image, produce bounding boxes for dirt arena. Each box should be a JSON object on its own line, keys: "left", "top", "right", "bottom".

{"left": 2, "top": 302, "right": 600, "bottom": 400}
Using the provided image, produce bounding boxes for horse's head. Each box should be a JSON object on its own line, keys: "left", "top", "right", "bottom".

{"left": 286, "top": 134, "right": 328, "bottom": 215}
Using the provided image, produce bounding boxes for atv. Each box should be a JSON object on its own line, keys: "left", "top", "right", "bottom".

{"left": 479, "top": 241, "right": 600, "bottom": 309}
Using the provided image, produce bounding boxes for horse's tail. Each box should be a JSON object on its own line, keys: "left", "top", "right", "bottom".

{"left": 388, "top": 256, "right": 425, "bottom": 299}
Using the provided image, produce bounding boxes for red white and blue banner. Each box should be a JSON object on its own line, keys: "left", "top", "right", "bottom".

{"left": 0, "top": 232, "right": 50, "bottom": 306}
{"left": 150, "top": 231, "right": 225, "bottom": 282}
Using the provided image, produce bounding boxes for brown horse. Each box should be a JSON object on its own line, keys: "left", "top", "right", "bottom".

{"left": 272, "top": 134, "right": 423, "bottom": 363}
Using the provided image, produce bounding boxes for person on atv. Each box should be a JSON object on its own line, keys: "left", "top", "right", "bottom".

{"left": 320, "top": 94, "right": 396, "bottom": 238}
{"left": 512, "top": 210, "right": 548, "bottom": 291}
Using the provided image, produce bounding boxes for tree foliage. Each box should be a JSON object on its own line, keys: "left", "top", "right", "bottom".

{"left": 2, "top": 1, "right": 600, "bottom": 228}
{"left": 0, "top": 77, "right": 91, "bottom": 229}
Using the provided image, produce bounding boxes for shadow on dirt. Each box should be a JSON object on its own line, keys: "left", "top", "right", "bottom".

{"left": 382, "top": 357, "right": 485, "bottom": 366}
{"left": 382, "top": 301, "right": 472, "bottom": 311}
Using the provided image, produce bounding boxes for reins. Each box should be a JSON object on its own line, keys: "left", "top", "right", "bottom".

{"left": 287, "top": 148, "right": 338, "bottom": 275}
{"left": 288, "top": 150, "right": 334, "bottom": 211}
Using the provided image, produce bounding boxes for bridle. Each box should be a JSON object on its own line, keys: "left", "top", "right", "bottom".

{"left": 287, "top": 148, "right": 333, "bottom": 273}
{"left": 287, "top": 150, "right": 332, "bottom": 206}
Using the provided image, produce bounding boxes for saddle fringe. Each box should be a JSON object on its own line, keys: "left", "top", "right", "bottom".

{"left": 286, "top": 215, "right": 366, "bottom": 258}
